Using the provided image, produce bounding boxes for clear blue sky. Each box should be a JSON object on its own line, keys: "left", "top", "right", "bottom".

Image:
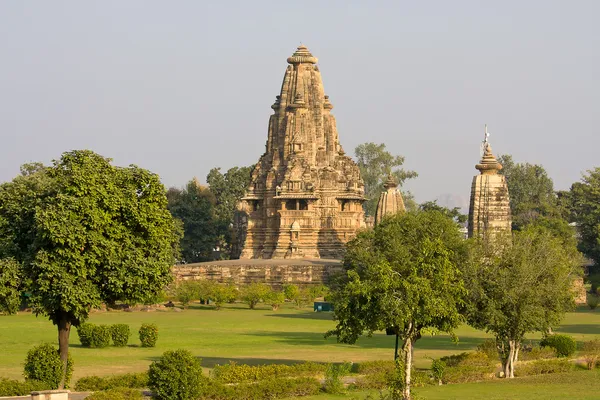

{"left": 1, "top": 1, "right": 598, "bottom": 207}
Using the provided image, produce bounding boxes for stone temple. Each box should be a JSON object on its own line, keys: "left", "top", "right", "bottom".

{"left": 467, "top": 137, "right": 511, "bottom": 239}
{"left": 235, "top": 45, "right": 366, "bottom": 260}
{"left": 374, "top": 174, "right": 405, "bottom": 225}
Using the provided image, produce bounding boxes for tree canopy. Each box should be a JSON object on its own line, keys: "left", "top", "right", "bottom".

{"left": 354, "top": 142, "right": 417, "bottom": 216}
{"left": 327, "top": 210, "right": 467, "bottom": 400}
{"left": 0, "top": 150, "right": 180, "bottom": 388}
{"left": 461, "top": 226, "right": 583, "bottom": 378}
{"left": 569, "top": 168, "right": 600, "bottom": 266}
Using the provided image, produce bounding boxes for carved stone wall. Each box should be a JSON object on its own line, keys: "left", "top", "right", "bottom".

{"left": 236, "top": 45, "right": 365, "bottom": 260}
{"left": 172, "top": 259, "right": 342, "bottom": 289}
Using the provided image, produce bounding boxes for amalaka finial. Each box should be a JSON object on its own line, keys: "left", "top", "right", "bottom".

{"left": 383, "top": 174, "right": 398, "bottom": 190}
{"left": 287, "top": 44, "right": 317, "bottom": 65}
{"left": 476, "top": 125, "right": 502, "bottom": 174}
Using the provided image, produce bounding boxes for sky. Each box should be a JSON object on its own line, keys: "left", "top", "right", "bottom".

{"left": 0, "top": 1, "right": 598, "bottom": 208}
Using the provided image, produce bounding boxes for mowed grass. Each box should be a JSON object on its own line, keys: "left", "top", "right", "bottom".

{"left": 1, "top": 303, "right": 600, "bottom": 383}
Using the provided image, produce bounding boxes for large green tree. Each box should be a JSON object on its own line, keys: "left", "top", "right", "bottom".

{"left": 326, "top": 210, "right": 468, "bottom": 400}
{"left": 354, "top": 142, "right": 417, "bottom": 216}
{"left": 167, "top": 178, "right": 218, "bottom": 263}
{"left": 462, "top": 227, "right": 582, "bottom": 378}
{"left": 569, "top": 168, "right": 600, "bottom": 266}
{"left": 206, "top": 165, "right": 253, "bottom": 223}
{"left": 0, "top": 150, "right": 180, "bottom": 388}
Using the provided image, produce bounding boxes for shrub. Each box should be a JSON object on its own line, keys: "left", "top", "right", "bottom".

{"left": 211, "top": 283, "right": 238, "bottom": 309}
{"left": 240, "top": 283, "right": 270, "bottom": 309}
{"left": 220, "top": 377, "right": 321, "bottom": 399}
{"left": 85, "top": 388, "right": 143, "bottom": 400}
{"left": 308, "top": 284, "right": 330, "bottom": 301}
{"left": 323, "top": 362, "right": 351, "bottom": 394}
{"left": 265, "top": 290, "right": 285, "bottom": 311}
{"left": 90, "top": 325, "right": 112, "bottom": 348}
{"left": 110, "top": 324, "right": 130, "bottom": 347}
{"left": 0, "top": 378, "right": 48, "bottom": 397}
{"left": 431, "top": 359, "right": 445, "bottom": 385}
{"left": 587, "top": 295, "right": 600, "bottom": 310}
{"left": 581, "top": 339, "right": 600, "bottom": 369}
{"left": 148, "top": 349, "right": 203, "bottom": 400}
{"left": 23, "top": 343, "right": 74, "bottom": 389}
{"left": 139, "top": 323, "right": 158, "bottom": 347}
{"left": 439, "top": 351, "right": 495, "bottom": 384}
{"left": 176, "top": 281, "right": 198, "bottom": 308}
{"left": 514, "top": 358, "right": 572, "bottom": 376}
{"left": 476, "top": 339, "right": 498, "bottom": 361}
{"left": 210, "top": 361, "right": 326, "bottom": 383}
{"left": 540, "top": 334, "right": 577, "bottom": 358}
{"left": 75, "top": 372, "right": 148, "bottom": 391}
{"left": 283, "top": 284, "right": 300, "bottom": 302}
{"left": 77, "top": 323, "right": 95, "bottom": 347}
{"left": 518, "top": 346, "right": 556, "bottom": 361}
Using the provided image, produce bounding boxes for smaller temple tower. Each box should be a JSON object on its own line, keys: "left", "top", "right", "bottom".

{"left": 468, "top": 126, "right": 511, "bottom": 239}
{"left": 374, "top": 175, "right": 405, "bottom": 225}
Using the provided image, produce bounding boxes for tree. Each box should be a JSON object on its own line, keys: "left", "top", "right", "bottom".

{"left": 569, "top": 168, "right": 600, "bottom": 266}
{"left": 419, "top": 201, "right": 467, "bottom": 224}
{"left": 326, "top": 210, "right": 468, "bottom": 400}
{"left": 240, "top": 283, "right": 270, "bottom": 309}
{"left": 461, "top": 226, "right": 582, "bottom": 378}
{"left": 167, "top": 179, "right": 218, "bottom": 263}
{"left": 0, "top": 150, "right": 180, "bottom": 388}
{"left": 354, "top": 143, "right": 417, "bottom": 216}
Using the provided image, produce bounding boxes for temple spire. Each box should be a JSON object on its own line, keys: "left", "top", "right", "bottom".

{"left": 375, "top": 174, "right": 405, "bottom": 225}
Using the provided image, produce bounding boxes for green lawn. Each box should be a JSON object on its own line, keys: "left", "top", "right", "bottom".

{"left": 1, "top": 303, "right": 600, "bottom": 388}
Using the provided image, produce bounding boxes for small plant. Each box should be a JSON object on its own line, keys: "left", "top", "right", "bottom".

{"left": 587, "top": 294, "right": 599, "bottom": 310}
{"left": 139, "top": 323, "right": 159, "bottom": 347}
{"left": 77, "top": 323, "right": 95, "bottom": 347}
{"left": 581, "top": 339, "right": 600, "bottom": 369}
{"left": 176, "top": 281, "right": 198, "bottom": 308}
{"left": 148, "top": 349, "right": 204, "bottom": 400}
{"left": 23, "top": 343, "right": 73, "bottom": 389}
{"left": 0, "top": 378, "right": 48, "bottom": 397}
{"left": 110, "top": 324, "right": 130, "bottom": 347}
{"left": 323, "top": 362, "right": 351, "bottom": 394}
{"left": 91, "top": 325, "right": 112, "bottom": 348}
{"left": 75, "top": 372, "right": 148, "bottom": 391}
{"left": 430, "top": 359, "right": 445, "bottom": 385}
{"left": 85, "top": 388, "right": 143, "bottom": 400}
{"left": 540, "top": 334, "right": 577, "bottom": 358}
{"left": 266, "top": 290, "right": 285, "bottom": 311}
{"left": 240, "top": 283, "right": 270, "bottom": 309}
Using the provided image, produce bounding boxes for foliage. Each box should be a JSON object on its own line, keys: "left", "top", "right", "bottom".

{"left": 462, "top": 226, "right": 583, "bottom": 377}
{"left": 198, "top": 376, "right": 321, "bottom": 399}
{"left": 0, "top": 150, "right": 180, "bottom": 388}
{"left": 77, "top": 323, "right": 94, "bottom": 347}
{"left": 308, "top": 284, "right": 330, "bottom": 301}
{"left": 24, "top": 343, "right": 73, "bottom": 389}
{"left": 476, "top": 339, "right": 499, "bottom": 361}
{"left": 518, "top": 346, "right": 556, "bottom": 361}
{"left": 139, "top": 323, "right": 159, "bottom": 347}
{"left": 110, "top": 324, "right": 130, "bottom": 347}
{"left": 0, "top": 378, "right": 48, "bottom": 397}
{"left": 323, "top": 362, "right": 352, "bottom": 394}
{"left": 75, "top": 372, "right": 148, "bottom": 391}
{"left": 240, "top": 283, "right": 270, "bottom": 309}
{"left": 210, "top": 283, "right": 238, "bottom": 309}
{"left": 90, "top": 324, "right": 112, "bottom": 348}
{"left": 210, "top": 361, "right": 326, "bottom": 383}
{"left": 430, "top": 359, "right": 446, "bottom": 385}
{"left": 569, "top": 168, "right": 600, "bottom": 267}
{"left": 419, "top": 201, "right": 467, "bottom": 224}
{"left": 283, "top": 284, "right": 300, "bottom": 302}
{"left": 581, "top": 339, "right": 600, "bottom": 369}
{"left": 0, "top": 258, "right": 21, "bottom": 315}
{"left": 167, "top": 179, "right": 218, "bottom": 263}
{"left": 354, "top": 142, "right": 418, "bottom": 216}
{"left": 176, "top": 281, "right": 200, "bottom": 308}
{"left": 540, "top": 334, "right": 577, "bottom": 358}
{"left": 514, "top": 358, "right": 572, "bottom": 377}
{"left": 587, "top": 294, "right": 600, "bottom": 310}
{"left": 85, "top": 388, "right": 143, "bottom": 400}
{"left": 265, "top": 289, "right": 285, "bottom": 311}
{"left": 148, "top": 349, "right": 204, "bottom": 400}
{"left": 327, "top": 210, "right": 468, "bottom": 400}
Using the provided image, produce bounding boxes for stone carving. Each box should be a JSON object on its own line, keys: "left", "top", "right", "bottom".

{"left": 236, "top": 45, "right": 365, "bottom": 259}
{"left": 374, "top": 174, "right": 406, "bottom": 225}
{"left": 468, "top": 131, "right": 512, "bottom": 239}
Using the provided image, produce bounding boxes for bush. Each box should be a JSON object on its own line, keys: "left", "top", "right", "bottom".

{"left": 439, "top": 351, "right": 495, "bottom": 384}
{"left": 431, "top": 359, "right": 445, "bottom": 385}
{"left": 176, "top": 281, "right": 198, "bottom": 308}
{"left": 75, "top": 372, "right": 148, "bottom": 391}
{"left": 518, "top": 346, "right": 556, "bottom": 361}
{"left": 77, "top": 323, "right": 95, "bottom": 347}
{"left": 581, "top": 339, "right": 600, "bottom": 369}
{"left": 476, "top": 339, "right": 498, "bottom": 361}
{"left": 323, "top": 362, "right": 351, "bottom": 394}
{"left": 91, "top": 325, "right": 112, "bottom": 348}
{"left": 540, "top": 334, "right": 577, "bottom": 358}
{"left": 265, "top": 290, "right": 285, "bottom": 311}
{"left": 85, "top": 388, "right": 143, "bottom": 400}
{"left": 148, "top": 349, "right": 203, "bottom": 400}
{"left": 514, "top": 358, "right": 572, "bottom": 376}
{"left": 240, "top": 283, "right": 270, "bottom": 309}
{"left": 201, "top": 377, "right": 321, "bottom": 400}
{"left": 588, "top": 295, "right": 600, "bottom": 310}
{"left": 210, "top": 361, "right": 326, "bottom": 383}
{"left": 110, "top": 324, "right": 130, "bottom": 347}
{"left": 211, "top": 283, "right": 238, "bottom": 309}
{"left": 23, "top": 343, "right": 74, "bottom": 389}
{"left": 0, "top": 378, "right": 48, "bottom": 397}
{"left": 139, "top": 323, "right": 158, "bottom": 347}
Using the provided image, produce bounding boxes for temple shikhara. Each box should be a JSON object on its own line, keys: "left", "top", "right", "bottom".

{"left": 467, "top": 129, "right": 512, "bottom": 239}
{"left": 236, "top": 45, "right": 366, "bottom": 260}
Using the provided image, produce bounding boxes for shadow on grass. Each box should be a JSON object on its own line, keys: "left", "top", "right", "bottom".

{"left": 555, "top": 324, "right": 600, "bottom": 335}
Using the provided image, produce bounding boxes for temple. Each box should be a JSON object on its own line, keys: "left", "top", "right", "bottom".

{"left": 236, "top": 45, "right": 366, "bottom": 259}
{"left": 374, "top": 174, "right": 405, "bottom": 225}
{"left": 467, "top": 130, "right": 512, "bottom": 239}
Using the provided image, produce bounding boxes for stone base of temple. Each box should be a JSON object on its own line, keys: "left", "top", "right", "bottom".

{"left": 172, "top": 258, "right": 343, "bottom": 289}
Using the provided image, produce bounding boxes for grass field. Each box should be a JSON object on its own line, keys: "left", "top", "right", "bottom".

{"left": 1, "top": 303, "right": 600, "bottom": 396}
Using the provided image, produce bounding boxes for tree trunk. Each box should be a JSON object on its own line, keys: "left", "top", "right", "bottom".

{"left": 402, "top": 337, "right": 413, "bottom": 400}
{"left": 502, "top": 340, "right": 519, "bottom": 378}
{"left": 57, "top": 318, "right": 71, "bottom": 389}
